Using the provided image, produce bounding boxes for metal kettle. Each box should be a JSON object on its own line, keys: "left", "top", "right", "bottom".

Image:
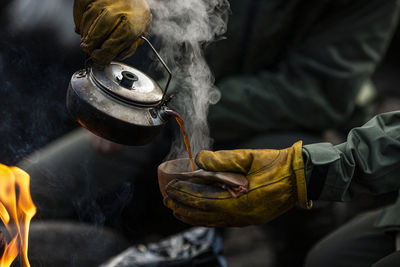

{"left": 67, "top": 37, "right": 173, "bottom": 145}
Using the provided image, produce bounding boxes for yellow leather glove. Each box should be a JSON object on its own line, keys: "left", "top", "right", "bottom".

{"left": 164, "top": 141, "right": 312, "bottom": 227}
{"left": 73, "top": 0, "right": 152, "bottom": 65}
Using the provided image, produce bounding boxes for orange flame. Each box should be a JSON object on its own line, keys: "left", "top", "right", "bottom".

{"left": 0, "top": 164, "right": 36, "bottom": 267}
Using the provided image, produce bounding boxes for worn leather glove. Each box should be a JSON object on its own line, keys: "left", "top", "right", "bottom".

{"left": 164, "top": 141, "right": 312, "bottom": 227}
{"left": 74, "top": 0, "right": 152, "bottom": 65}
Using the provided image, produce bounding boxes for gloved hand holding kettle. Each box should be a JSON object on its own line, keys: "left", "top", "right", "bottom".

{"left": 70, "top": 0, "right": 175, "bottom": 151}
{"left": 73, "top": 0, "right": 152, "bottom": 65}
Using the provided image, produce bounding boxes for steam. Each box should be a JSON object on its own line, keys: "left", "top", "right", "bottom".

{"left": 147, "top": 0, "right": 230, "bottom": 159}
{"left": 7, "top": 0, "right": 77, "bottom": 46}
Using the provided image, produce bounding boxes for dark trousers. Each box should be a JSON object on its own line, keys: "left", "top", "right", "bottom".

{"left": 305, "top": 209, "right": 399, "bottom": 267}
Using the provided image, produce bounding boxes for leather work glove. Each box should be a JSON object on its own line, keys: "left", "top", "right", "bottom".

{"left": 74, "top": 0, "right": 152, "bottom": 65}
{"left": 164, "top": 141, "right": 312, "bottom": 227}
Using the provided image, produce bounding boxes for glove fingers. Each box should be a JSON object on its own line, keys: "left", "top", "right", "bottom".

{"left": 73, "top": 0, "right": 95, "bottom": 34}
{"left": 196, "top": 149, "right": 255, "bottom": 173}
{"left": 115, "top": 38, "right": 142, "bottom": 61}
{"left": 164, "top": 197, "right": 231, "bottom": 227}
{"left": 74, "top": 0, "right": 152, "bottom": 64}
{"left": 166, "top": 179, "right": 237, "bottom": 212}
{"left": 80, "top": 8, "right": 121, "bottom": 55}
{"left": 90, "top": 19, "right": 136, "bottom": 65}
{"left": 79, "top": 3, "right": 107, "bottom": 40}
{"left": 114, "top": 12, "right": 151, "bottom": 60}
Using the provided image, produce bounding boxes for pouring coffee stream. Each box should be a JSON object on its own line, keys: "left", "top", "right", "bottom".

{"left": 163, "top": 109, "right": 196, "bottom": 172}
{"left": 68, "top": 37, "right": 248, "bottom": 197}
{"left": 159, "top": 111, "right": 249, "bottom": 197}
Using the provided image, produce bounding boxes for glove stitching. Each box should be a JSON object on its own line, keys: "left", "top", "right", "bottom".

{"left": 168, "top": 174, "right": 293, "bottom": 200}
{"left": 248, "top": 174, "right": 294, "bottom": 192}
{"left": 84, "top": 8, "right": 108, "bottom": 42}
{"left": 247, "top": 150, "right": 281, "bottom": 176}
{"left": 74, "top": 0, "right": 96, "bottom": 33}
{"left": 116, "top": 28, "right": 140, "bottom": 59}
{"left": 93, "top": 16, "right": 129, "bottom": 61}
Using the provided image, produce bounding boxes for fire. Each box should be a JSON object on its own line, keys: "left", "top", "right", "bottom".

{"left": 0, "top": 164, "right": 36, "bottom": 267}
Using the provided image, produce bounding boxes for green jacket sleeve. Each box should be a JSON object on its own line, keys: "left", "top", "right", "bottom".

{"left": 303, "top": 111, "right": 400, "bottom": 202}
{"left": 209, "top": 0, "right": 400, "bottom": 142}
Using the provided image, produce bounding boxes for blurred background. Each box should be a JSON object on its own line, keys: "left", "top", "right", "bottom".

{"left": 0, "top": 1, "right": 400, "bottom": 266}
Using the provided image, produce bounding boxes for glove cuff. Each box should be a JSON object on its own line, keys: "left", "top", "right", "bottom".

{"left": 291, "top": 141, "right": 313, "bottom": 210}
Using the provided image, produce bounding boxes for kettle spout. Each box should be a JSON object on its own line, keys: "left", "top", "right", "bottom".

{"left": 158, "top": 107, "right": 178, "bottom": 121}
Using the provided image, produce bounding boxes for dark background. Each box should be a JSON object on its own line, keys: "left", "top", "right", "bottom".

{"left": 0, "top": 5, "right": 399, "bottom": 166}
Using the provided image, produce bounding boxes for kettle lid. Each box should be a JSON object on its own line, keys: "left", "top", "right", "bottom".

{"left": 91, "top": 62, "right": 163, "bottom": 106}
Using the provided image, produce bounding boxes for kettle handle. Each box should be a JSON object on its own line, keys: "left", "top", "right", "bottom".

{"left": 140, "top": 36, "right": 172, "bottom": 104}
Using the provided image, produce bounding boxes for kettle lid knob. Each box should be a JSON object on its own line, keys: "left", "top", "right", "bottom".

{"left": 119, "top": 71, "right": 139, "bottom": 89}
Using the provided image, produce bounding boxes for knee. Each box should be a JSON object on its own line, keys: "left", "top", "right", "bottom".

{"left": 304, "top": 245, "right": 324, "bottom": 267}
{"left": 304, "top": 241, "right": 340, "bottom": 267}
{"left": 372, "top": 251, "right": 400, "bottom": 267}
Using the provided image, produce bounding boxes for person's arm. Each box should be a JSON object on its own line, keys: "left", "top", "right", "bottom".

{"left": 304, "top": 111, "right": 400, "bottom": 202}
{"left": 210, "top": 0, "right": 400, "bottom": 142}
{"left": 162, "top": 111, "right": 400, "bottom": 227}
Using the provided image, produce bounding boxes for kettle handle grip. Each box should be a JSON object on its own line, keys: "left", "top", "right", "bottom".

{"left": 140, "top": 36, "right": 172, "bottom": 104}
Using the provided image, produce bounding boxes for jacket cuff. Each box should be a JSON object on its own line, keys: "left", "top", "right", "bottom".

{"left": 303, "top": 148, "right": 329, "bottom": 200}
{"left": 303, "top": 143, "right": 342, "bottom": 201}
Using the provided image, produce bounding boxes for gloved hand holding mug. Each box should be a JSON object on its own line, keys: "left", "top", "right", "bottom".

{"left": 163, "top": 141, "right": 312, "bottom": 227}
{"left": 73, "top": 0, "right": 152, "bottom": 65}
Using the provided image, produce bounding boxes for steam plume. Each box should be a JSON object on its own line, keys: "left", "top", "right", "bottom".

{"left": 7, "top": 0, "right": 77, "bottom": 45}
{"left": 147, "top": 0, "right": 230, "bottom": 159}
